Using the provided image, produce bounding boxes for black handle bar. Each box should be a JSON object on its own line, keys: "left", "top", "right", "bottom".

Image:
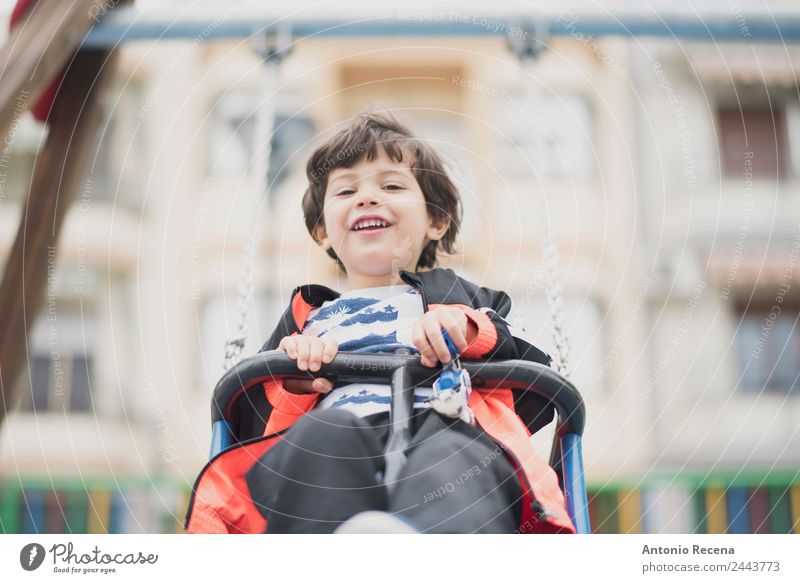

{"left": 212, "top": 350, "right": 585, "bottom": 437}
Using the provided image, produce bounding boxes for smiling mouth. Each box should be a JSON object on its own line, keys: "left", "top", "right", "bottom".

{"left": 351, "top": 225, "right": 392, "bottom": 233}
{"left": 351, "top": 218, "right": 392, "bottom": 232}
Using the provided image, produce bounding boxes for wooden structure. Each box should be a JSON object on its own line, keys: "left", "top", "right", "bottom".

{"left": 0, "top": 0, "right": 132, "bottom": 427}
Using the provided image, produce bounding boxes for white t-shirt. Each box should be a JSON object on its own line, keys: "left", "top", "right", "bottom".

{"left": 301, "top": 284, "right": 434, "bottom": 417}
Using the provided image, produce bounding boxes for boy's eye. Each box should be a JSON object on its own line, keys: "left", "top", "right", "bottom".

{"left": 335, "top": 189, "right": 355, "bottom": 196}
{"left": 384, "top": 184, "right": 404, "bottom": 190}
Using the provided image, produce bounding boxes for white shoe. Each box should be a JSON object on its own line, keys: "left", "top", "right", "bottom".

{"left": 334, "top": 511, "right": 419, "bottom": 534}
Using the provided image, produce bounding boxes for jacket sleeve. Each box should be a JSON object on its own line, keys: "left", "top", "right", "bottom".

{"left": 481, "top": 307, "right": 553, "bottom": 366}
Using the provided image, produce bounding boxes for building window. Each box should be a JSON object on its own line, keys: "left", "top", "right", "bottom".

{"left": 207, "top": 89, "right": 316, "bottom": 198}
{"left": 494, "top": 91, "right": 595, "bottom": 180}
{"left": 718, "top": 105, "right": 788, "bottom": 179}
{"left": 268, "top": 115, "right": 316, "bottom": 191}
{"left": 92, "top": 80, "right": 148, "bottom": 209}
{"left": 17, "top": 307, "right": 96, "bottom": 414}
{"left": 19, "top": 353, "right": 94, "bottom": 413}
{"left": 735, "top": 298, "right": 799, "bottom": 393}
{"left": 69, "top": 354, "right": 93, "bottom": 412}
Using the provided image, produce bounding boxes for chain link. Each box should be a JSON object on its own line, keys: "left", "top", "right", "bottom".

{"left": 221, "top": 54, "right": 281, "bottom": 372}
{"left": 519, "top": 56, "right": 572, "bottom": 378}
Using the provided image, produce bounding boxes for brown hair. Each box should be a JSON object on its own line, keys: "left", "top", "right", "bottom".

{"left": 301, "top": 110, "right": 462, "bottom": 270}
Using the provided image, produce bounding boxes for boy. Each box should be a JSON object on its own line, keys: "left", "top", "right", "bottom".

{"left": 185, "top": 111, "right": 574, "bottom": 534}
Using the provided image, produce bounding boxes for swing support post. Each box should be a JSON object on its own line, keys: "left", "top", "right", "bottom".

{"left": 0, "top": 0, "right": 128, "bottom": 427}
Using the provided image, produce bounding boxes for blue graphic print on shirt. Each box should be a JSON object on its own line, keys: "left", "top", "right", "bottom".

{"left": 301, "top": 285, "right": 432, "bottom": 417}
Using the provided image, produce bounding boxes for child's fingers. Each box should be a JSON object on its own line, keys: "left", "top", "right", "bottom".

{"left": 411, "top": 321, "right": 438, "bottom": 367}
{"left": 439, "top": 310, "right": 468, "bottom": 353}
{"left": 322, "top": 338, "right": 338, "bottom": 363}
{"left": 295, "top": 339, "right": 311, "bottom": 370}
{"left": 423, "top": 317, "right": 451, "bottom": 363}
{"left": 308, "top": 340, "right": 324, "bottom": 372}
{"left": 419, "top": 352, "right": 435, "bottom": 367}
{"left": 311, "top": 378, "right": 333, "bottom": 393}
{"left": 279, "top": 337, "right": 298, "bottom": 359}
{"left": 284, "top": 378, "right": 331, "bottom": 395}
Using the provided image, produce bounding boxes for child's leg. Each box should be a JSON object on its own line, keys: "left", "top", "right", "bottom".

{"left": 245, "top": 408, "right": 390, "bottom": 533}
{"left": 389, "top": 409, "right": 523, "bottom": 533}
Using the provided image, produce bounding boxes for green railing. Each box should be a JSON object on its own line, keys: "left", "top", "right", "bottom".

{"left": 0, "top": 475, "right": 191, "bottom": 534}
{"left": 2, "top": 469, "right": 798, "bottom": 534}
{"left": 587, "top": 469, "right": 800, "bottom": 534}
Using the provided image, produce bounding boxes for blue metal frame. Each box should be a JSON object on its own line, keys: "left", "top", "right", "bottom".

{"left": 82, "top": 7, "right": 800, "bottom": 48}
{"left": 210, "top": 420, "right": 235, "bottom": 459}
{"left": 560, "top": 433, "right": 590, "bottom": 534}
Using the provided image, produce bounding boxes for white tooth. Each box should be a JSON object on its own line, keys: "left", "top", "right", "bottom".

{"left": 354, "top": 219, "right": 389, "bottom": 230}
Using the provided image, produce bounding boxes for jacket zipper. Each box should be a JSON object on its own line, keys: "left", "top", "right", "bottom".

{"left": 399, "top": 271, "right": 429, "bottom": 312}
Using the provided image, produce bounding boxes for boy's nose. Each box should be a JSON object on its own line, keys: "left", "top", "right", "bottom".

{"left": 355, "top": 190, "right": 380, "bottom": 207}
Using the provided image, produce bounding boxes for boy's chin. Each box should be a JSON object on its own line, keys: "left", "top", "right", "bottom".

{"left": 344, "top": 255, "right": 413, "bottom": 277}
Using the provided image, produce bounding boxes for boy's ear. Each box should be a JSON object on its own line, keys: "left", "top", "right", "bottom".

{"left": 426, "top": 216, "right": 450, "bottom": 242}
{"left": 313, "top": 225, "right": 331, "bottom": 250}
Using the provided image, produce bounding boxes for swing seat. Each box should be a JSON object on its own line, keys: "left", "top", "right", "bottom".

{"left": 205, "top": 350, "right": 590, "bottom": 533}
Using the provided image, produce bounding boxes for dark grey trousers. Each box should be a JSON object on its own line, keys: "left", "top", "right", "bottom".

{"left": 245, "top": 407, "right": 523, "bottom": 533}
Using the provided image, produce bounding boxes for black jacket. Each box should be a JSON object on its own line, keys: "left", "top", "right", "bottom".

{"left": 241, "top": 268, "right": 555, "bottom": 437}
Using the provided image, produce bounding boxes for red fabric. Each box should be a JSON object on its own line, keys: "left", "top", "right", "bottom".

{"left": 10, "top": 0, "right": 63, "bottom": 122}
{"left": 10, "top": 0, "right": 36, "bottom": 24}
{"left": 186, "top": 434, "right": 284, "bottom": 534}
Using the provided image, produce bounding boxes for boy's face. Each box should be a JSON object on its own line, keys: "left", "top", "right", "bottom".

{"left": 317, "top": 147, "right": 447, "bottom": 281}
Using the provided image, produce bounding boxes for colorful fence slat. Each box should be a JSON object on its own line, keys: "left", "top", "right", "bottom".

{"left": 748, "top": 488, "right": 771, "bottom": 534}
{"left": 20, "top": 490, "right": 45, "bottom": 534}
{"left": 0, "top": 484, "right": 9, "bottom": 533}
{"left": 108, "top": 490, "right": 126, "bottom": 534}
{"left": 791, "top": 485, "right": 800, "bottom": 534}
{"left": 617, "top": 489, "right": 642, "bottom": 534}
{"left": 598, "top": 491, "right": 620, "bottom": 534}
{"left": 768, "top": 486, "right": 792, "bottom": 534}
{"left": 692, "top": 488, "right": 707, "bottom": 534}
{"left": 587, "top": 493, "right": 599, "bottom": 532}
{"left": 65, "top": 490, "right": 88, "bottom": 534}
{"left": 725, "top": 488, "right": 749, "bottom": 534}
{"left": 88, "top": 490, "right": 111, "bottom": 534}
{"left": 44, "top": 489, "right": 66, "bottom": 534}
{"left": 0, "top": 484, "right": 20, "bottom": 534}
{"left": 705, "top": 487, "right": 727, "bottom": 534}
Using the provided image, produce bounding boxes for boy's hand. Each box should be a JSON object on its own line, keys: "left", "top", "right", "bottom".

{"left": 278, "top": 335, "right": 338, "bottom": 394}
{"left": 412, "top": 307, "right": 478, "bottom": 367}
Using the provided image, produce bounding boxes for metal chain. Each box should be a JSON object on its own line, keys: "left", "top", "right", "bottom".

{"left": 539, "top": 202, "right": 572, "bottom": 378}
{"left": 221, "top": 42, "right": 285, "bottom": 372}
{"left": 515, "top": 47, "right": 572, "bottom": 378}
